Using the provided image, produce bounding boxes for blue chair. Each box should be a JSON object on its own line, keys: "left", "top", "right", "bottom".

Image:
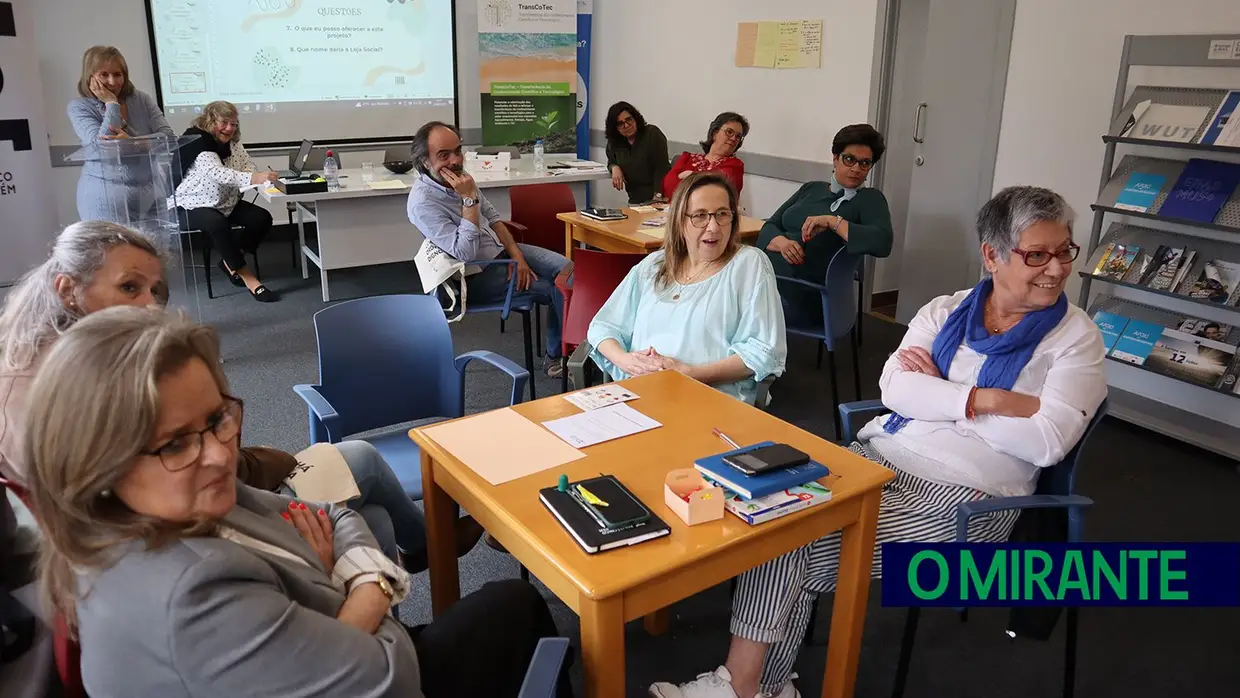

{"left": 292, "top": 294, "right": 529, "bottom": 500}
{"left": 830, "top": 397, "right": 1109, "bottom": 698}
{"left": 775, "top": 247, "right": 865, "bottom": 438}
{"left": 517, "top": 637, "right": 571, "bottom": 698}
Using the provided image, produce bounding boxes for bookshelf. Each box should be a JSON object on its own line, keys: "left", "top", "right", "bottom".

{"left": 1079, "top": 34, "right": 1240, "bottom": 462}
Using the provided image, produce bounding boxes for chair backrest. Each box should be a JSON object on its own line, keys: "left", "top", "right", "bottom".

{"left": 510, "top": 183, "right": 578, "bottom": 252}
{"left": 821, "top": 247, "right": 865, "bottom": 350}
{"left": 562, "top": 249, "right": 645, "bottom": 348}
{"left": 1035, "top": 397, "right": 1109, "bottom": 497}
{"left": 311, "top": 295, "right": 461, "bottom": 437}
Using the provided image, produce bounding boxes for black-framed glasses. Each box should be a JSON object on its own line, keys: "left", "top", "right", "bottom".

{"left": 840, "top": 153, "right": 875, "bottom": 170}
{"left": 1011, "top": 243, "right": 1080, "bottom": 267}
{"left": 141, "top": 396, "right": 244, "bottom": 472}
{"left": 686, "top": 210, "right": 736, "bottom": 228}
{"left": 617, "top": 116, "right": 636, "bottom": 127}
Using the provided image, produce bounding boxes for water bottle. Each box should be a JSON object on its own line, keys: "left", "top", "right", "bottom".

{"left": 323, "top": 150, "right": 339, "bottom": 190}
{"left": 533, "top": 139, "right": 545, "bottom": 173}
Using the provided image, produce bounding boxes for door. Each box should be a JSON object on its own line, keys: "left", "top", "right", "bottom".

{"left": 887, "top": 0, "right": 1018, "bottom": 324}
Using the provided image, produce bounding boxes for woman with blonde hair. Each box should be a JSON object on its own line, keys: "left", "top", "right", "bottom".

{"left": 174, "top": 100, "right": 280, "bottom": 302}
{"left": 23, "top": 306, "right": 568, "bottom": 697}
{"left": 68, "top": 46, "right": 176, "bottom": 221}
{"left": 587, "top": 172, "right": 786, "bottom": 404}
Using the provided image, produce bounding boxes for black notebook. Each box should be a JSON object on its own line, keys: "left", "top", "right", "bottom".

{"left": 580, "top": 207, "right": 627, "bottom": 221}
{"left": 539, "top": 475, "right": 670, "bottom": 554}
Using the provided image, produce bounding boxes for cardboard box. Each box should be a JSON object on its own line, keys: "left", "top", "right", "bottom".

{"left": 663, "top": 469, "right": 724, "bottom": 526}
{"left": 465, "top": 151, "right": 511, "bottom": 173}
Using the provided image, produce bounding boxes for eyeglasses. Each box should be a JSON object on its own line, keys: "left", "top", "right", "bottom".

{"left": 617, "top": 116, "right": 636, "bottom": 127}
{"left": 686, "top": 210, "right": 736, "bottom": 228}
{"left": 840, "top": 153, "right": 875, "bottom": 170}
{"left": 1011, "top": 243, "right": 1080, "bottom": 267}
{"left": 140, "top": 396, "right": 244, "bottom": 472}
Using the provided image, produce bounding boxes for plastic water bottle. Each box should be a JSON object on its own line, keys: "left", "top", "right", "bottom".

{"left": 533, "top": 139, "right": 545, "bottom": 173}
{"left": 323, "top": 150, "right": 339, "bottom": 190}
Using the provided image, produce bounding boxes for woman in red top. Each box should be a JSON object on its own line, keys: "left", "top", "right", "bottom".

{"left": 663, "top": 111, "right": 749, "bottom": 200}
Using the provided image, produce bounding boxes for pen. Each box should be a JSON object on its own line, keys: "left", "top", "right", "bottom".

{"left": 713, "top": 428, "right": 741, "bottom": 450}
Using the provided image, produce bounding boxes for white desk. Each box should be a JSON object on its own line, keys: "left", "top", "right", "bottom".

{"left": 259, "top": 157, "right": 610, "bottom": 301}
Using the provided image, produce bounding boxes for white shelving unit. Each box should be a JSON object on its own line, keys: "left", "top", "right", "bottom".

{"left": 1079, "top": 34, "right": 1240, "bottom": 461}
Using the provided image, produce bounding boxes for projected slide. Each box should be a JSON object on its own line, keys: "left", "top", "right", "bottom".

{"left": 148, "top": 0, "right": 457, "bottom": 144}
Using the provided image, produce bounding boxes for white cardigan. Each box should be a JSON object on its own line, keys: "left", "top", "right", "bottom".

{"left": 171, "top": 141, "right": 257, "bottom": 215}
{"left": 857, "top": 289, "right": 1108, "bottom": 498}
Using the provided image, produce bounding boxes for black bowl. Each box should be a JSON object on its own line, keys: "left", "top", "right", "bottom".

{"left": 384, "top": 160, "right": 414, "bottom": 174}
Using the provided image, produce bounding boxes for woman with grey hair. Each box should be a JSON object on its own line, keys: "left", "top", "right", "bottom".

{"left": 650, "top": 186, "right": 1108, "bottom": 698}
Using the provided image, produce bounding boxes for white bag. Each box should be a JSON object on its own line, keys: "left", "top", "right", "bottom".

{"left": 415, "top": 238, "right": 470, "bottom": 323}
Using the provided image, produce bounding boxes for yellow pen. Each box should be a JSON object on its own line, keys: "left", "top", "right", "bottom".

{"left": 576, "top": 484, "right": 609, "bottom": 507}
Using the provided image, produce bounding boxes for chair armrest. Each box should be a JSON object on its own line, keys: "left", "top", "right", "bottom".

{"left": 455, "top": 350, "right": 531, "bottom": 408}
{"left": 568, "top": 341, "right": 595, "bottom": 388}
{"left": 500, "top": 219, "right": 529, "bottom": 235}
{"left": 838, "top": 400, "right": 886, "bottom": 443}
{"left": 465, "top": 258, "right": 520, "bottom": 319}
{"left": 754, "top": 376, "right": 776, "bottom": 410}
{"left": 517, "top": 637, "right": 570, "bottom": 698}
{"left": 774, "top": 274, "right": 827, "bottom": 292}
{"left": 292, "top": 384, "right": 343, "bottom": 443}
{"left": 955, "top": 494, "right": 1095, "bottom": 543}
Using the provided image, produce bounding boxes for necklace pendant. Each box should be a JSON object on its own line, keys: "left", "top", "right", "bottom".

{"left": 672, "top": 293, "right": 681, "bottom": 301}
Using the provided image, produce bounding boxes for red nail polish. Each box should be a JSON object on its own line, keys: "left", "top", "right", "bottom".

{"left": 288, "top": 501, "right": 297, "bottom": 510}
{"left": 318, "top": 509, "right": 327, "bottom": 517}
{"left": 281, "top": 512, "right": 290, "bottom": 520}
{"left": 299, "top": 502, "right": 308, "bottom": 510}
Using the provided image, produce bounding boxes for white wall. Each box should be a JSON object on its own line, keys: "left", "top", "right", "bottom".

{"left": 994, "top": 1, "right": 1240, "bottom": 426}
{"left": 585, "top": 0, "right": 880, "bottom": 226}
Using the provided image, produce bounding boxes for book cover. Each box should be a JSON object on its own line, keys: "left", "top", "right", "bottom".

{"left": 1114, "top": 173, "right": 1166, "bottom": 212}
{"left": 702, "top": 476, "right": 833, "bottom": 525}
{"left": 1171, "top": 250, "right": 1199, "bottom": 294}
{"left": 1143, "top": 328, "right": 1236, "bottom": 389}
{"left": 1181, "top": 260, "right": 1240, "bottom": 304}
{"left": 1098, "top": 244, "right": 1140, "bottom": 280}
{"left": 1091, "top": 242, "right": 1116, "bottom": 275}
{"left": 1177, "top": 317, "right": 1233, "bottom": 344}
{"left": 1110, "top": 320, "right": 1164, "bottom": 365}
{"left": 1147, "top": 246, "right": 1186, "bottom": 291}
{"left": 1158, "top": 159, "right": 1240, "bottom": 223}
{"left": 1130, "top": 103, "right": 1211, "bottom": 143}
{"left": 539, "top": 482, "right": 670, "bottom": 554}
{"left": 1199, "top": 91, "right": 1240, "bottom": 146}
{"left": 1092, "top": 310, "right": 1131, "bottom": 353}
{"left": 694, "top": 441, "right": 830, "bottom": 500}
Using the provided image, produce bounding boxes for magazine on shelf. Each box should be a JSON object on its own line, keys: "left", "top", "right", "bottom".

{"left": 1146, "top": 246, "right": 1187, "bottom": 291}
{"left": 1143, "top": 327, "right": 1237, "bottom": 389}
{"left": 1199, "top": 91, "right": 1240, "bottom": 146}
{"left": 1114, "top": 173, "right": 1166, "bottom": 212}
{"left": 1128, "top": 103, "right": 1211, "bottom": 143}
{"left": 1179, "top": 260, "right": 1240, "bottom": 305}
{"left": 1177, "top": 317, "right": 1234, "bottom": 344}
{"left": 1110, "top": 320, "right": 1164, "bottom": 365}
{"left": 1159, "top": 159, "right": 1240, "bottom": 223}
{"left": 1093, "top": 310, "right": 1131, "bottom": 352}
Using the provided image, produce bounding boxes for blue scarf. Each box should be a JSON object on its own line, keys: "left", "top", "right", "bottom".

{"left": 883, "top": 278, "right": 1068, "bottom": 433}
{"left": 828, "top": 174, "right": 857, "bottom": 212}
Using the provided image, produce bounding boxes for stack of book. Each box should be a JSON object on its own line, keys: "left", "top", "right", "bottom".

{"left": 1094, "top": 308, "right": 1240, "bottom": 394}
{"left": 1092, "top": 241, "right": 1240, "bottom": 308}
{"left": 694, "top": 442, "right": 832, "bottom": 525}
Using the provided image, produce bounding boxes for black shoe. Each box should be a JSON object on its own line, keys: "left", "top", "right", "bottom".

{"left": 250, "top": 284, "right": 280, "bottom": 302}
{"left": 217, "top": 260, "right": 245, "bottom": 287}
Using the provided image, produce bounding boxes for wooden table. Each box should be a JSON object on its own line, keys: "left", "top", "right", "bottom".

{"left": 410, "top": 371, "right": 894, "bottom": 698}
{"left": 557, "top": 207, "right": 764, "bottom": 259}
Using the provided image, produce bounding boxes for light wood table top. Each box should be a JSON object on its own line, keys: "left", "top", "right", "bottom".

{"left": 557, "top": 207, "right": 764, "bottom": 258}
{"left": 411, "top": 371, "right": 894, "bottom": 698}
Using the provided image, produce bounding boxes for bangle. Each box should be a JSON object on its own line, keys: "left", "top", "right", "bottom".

{"left": 965, "top": 386, "right": 979, "bottom": 420}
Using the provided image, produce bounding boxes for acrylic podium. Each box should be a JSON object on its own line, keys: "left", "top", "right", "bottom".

{"left": 64, "top": 134, "right": 205, "bottom": 320}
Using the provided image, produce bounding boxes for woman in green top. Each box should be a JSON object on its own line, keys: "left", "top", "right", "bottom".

{"left": 758, "top": 124, "right": 894, "bottom": 325}
{"left": 605, "top": 101, "right": 670, "bottom": 205}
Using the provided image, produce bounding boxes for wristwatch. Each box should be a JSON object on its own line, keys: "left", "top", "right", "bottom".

{"left": 353, "top": 573, "right": 395, "bottom": 602}
{"left": 461, "top": 196, "right": 478, "bottom": 208}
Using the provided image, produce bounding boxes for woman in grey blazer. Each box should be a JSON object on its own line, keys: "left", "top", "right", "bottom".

{"left": 23, "top": 307, "right": 571, "bottom": 698}
{"left": 68, "top": 46, "right": 176, "bottom": 222}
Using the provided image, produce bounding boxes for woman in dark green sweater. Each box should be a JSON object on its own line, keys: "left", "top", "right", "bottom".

{"left": 757, "top": 124, "right": 894, "bottom": 325}
{"left": 604, "top": 101, "right": 670, "bottom": 204}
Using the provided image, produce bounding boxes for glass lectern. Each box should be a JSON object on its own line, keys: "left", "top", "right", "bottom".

{"left": 64, "top": 134, "right": 205, "bottom": 320}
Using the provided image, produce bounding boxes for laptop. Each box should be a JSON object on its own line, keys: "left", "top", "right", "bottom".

{"left": 277, "top": 139, "right": 314, "bottom": 179}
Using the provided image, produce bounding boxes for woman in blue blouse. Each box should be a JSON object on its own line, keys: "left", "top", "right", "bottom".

{"left": 67, "top": 46, "right": 176, "bottom": 222}
{"left": 588, "top": 172, "right": 787, "bottom": 404}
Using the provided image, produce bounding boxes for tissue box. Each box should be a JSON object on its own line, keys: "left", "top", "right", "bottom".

{"left": 663, "top": 469, "right": 724, "bottom": 526}
{"left": 465, "top": 151, "right": 511, "bottom": 173}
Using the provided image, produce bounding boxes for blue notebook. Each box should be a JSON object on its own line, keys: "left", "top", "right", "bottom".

{"left": 1158, "top": 159, "right": 1240, "bottom": 223}
{"left": 694, "top": 441, "right": 830, "bottom": 500}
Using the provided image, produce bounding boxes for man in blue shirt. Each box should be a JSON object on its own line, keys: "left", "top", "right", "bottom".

{"left": 407, "top": 121, "right": 572, "bottom": 377}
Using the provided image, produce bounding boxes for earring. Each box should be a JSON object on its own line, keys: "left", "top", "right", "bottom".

{"left": 100, "top": 489, "right": 111, "bottom": 498}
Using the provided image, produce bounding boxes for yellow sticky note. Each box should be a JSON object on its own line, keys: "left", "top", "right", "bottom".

{"left": 753, "top": 22, "right": 778, "bottom": 68}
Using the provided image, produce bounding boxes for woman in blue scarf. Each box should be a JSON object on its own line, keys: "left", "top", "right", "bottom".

{"left": 756, "top": 124, "right": 894, "bottom": 326}
{"left": 651, "top": 186, "right": 1108, "bottom": 698}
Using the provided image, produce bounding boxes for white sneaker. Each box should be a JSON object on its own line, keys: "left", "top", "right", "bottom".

{"left": 649, "top": 666, "right": 800, "bottom": 698}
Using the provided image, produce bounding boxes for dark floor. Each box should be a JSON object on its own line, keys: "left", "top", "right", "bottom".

{"left": 187, "top": 241, "right": 1239, "bottom": 698}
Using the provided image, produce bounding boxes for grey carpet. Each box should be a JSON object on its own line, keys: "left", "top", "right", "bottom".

{"left": 191, "top": 241, "right": 1239, "bottom": 698}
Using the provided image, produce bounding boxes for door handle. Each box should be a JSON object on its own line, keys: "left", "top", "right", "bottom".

{"left": 913, "top": 103, "right": 927, "bottom": 144}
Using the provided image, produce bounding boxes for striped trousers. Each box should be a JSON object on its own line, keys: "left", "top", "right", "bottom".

{"left": 731, "top": 442, "right": 1021, "bottom": 694}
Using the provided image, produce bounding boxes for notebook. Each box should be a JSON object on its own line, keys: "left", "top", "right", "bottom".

{"left": 694, "top": 441, "right": 830, "bottom": 500}
{"left": 539, "top": 475, "right": 670, "bottom": 554}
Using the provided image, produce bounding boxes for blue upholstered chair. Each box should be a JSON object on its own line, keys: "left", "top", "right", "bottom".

{"left": 293, "top": 293, "right": 529, "bottom": 500}
{"left": 517, "top": 637, "right": 571, "bottom": 698}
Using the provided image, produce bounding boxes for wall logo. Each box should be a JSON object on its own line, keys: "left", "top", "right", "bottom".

{"left": 0, "top": 1, "right": 33, "bottom": 153}
{"left": 482, "top": 0, "right": 512, "bottom": 28}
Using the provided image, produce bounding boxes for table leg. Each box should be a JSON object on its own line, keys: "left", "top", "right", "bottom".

{"left": 297, "top": 206, "right": 308, "bottom": 279}
{"left": 643, "top": 610, "right": 669, "bottom": 636}
{"left": 320, "top": 266, "right": 331, "bottom": 303}
{"left": 580, "top": 596, "right": 626, "bottom": 698}
{"left": 421, "top": 450, "right": 461, "bottom": 617}
{"left": 564, "top": 220, "right": 575, "bottom": 260}
{"left": 820, "top": 488, "right": 882, "bottom": 698}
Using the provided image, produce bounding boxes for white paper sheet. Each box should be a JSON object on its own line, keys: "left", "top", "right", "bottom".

{"left": 563, "top": 385, "right": 641, "bottom": 411}
{"left": 284, "top": 443, "right": 362, "bottom": 504}
{"left": 542, "top": 403, "right": 662, "bottom": 448}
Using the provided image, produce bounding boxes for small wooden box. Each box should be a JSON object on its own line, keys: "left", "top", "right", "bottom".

{"left": 663, "top": 469, "right": 724, "bottom": 526}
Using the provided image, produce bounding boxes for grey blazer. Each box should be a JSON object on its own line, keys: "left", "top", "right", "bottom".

{"left": 75, "top": 483, "right": 422, "bottom": 698}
